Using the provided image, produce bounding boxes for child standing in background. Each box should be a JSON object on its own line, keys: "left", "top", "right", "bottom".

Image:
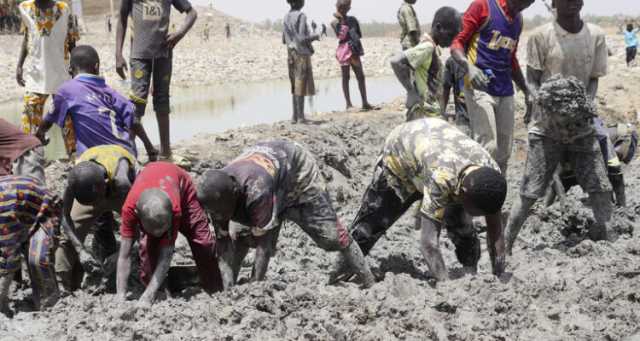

{"left": 283, "top": 0, "right": 319, "bottom": 124}
{"left": 332, "top": 0, "right": 374, "bottom": 112}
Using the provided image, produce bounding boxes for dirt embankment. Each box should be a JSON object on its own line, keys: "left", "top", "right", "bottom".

{"left": 1, "top": 102, "right": 639, "bottom": 340}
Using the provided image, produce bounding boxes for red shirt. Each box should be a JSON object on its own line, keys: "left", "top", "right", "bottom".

{"left": 120, "top": 162, "right": 204, "bottom": 247}
{"left": 451, "top": 0, "right": 521, "bottom": 72}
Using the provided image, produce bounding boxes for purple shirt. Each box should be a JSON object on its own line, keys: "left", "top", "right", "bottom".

{"left": 44, "top": 75, "right": 136, "bottom": 156}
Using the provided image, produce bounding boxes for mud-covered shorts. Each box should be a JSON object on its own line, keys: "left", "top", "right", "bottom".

{"left": 350, "top": 160, "right": 481, "bottom": 267}
{"left": 520, "top": 133, "right": 612, "bottom": 199}
{"left": 288, "top": 49, "right": 316, "bottom": 97}
{"left": 129, "top": 55, "right": 173, "bottom": 117}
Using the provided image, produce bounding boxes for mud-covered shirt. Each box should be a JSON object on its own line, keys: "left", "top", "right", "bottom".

{"left": 121, "top": 0, "right": 192, "bottom": 59}
{"left": 222, "top": 140, "right": 320, "bottom": 230}
{"left": 527, "top": 22, "right": 608, "bottom": 142}
{"left": 382, "top": 118, "right": 499, "bottom": 222}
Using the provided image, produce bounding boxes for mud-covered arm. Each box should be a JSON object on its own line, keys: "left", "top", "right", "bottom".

{"left": 61, "top": 186, "right": 102, "bottom": 273}
{"left": 116, "top": 237, "right": 134, "bottom": 299}
{"left": 139, "top": 245, "right": 174, "bottom": 306}
{"left": 419, "top": 217, "right": 448, "bottom": 281}
{"left": 524, "top": 66, "right": 542, "bottom": 124}
{"left": 586, "top": 78, "right": 599, "bottom": 102}
{"left": 485, "top": 213, "right": 505, "bottom": 277}
{"left": 113, "top": 159, "right": 134, "bottom": 201}
{"left": 513, "top": 64, "right": 530, "bottom": 96}
{"left": 16, "top": 29, "right": 28, "bottom": 86}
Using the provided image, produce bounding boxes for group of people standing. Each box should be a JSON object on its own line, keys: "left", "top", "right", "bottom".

{"left": 0, "top": 0, "right": 637, "bottom": 318}
{"left": 0, "top": 0, "right": 20, "bottom": 34}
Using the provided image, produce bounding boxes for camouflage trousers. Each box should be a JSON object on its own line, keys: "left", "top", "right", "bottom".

{"left": 350, "top": 160, "right": 481, "bottom": 267}
{"left": 22, "top": 92, "right": 76, "bottom": 158}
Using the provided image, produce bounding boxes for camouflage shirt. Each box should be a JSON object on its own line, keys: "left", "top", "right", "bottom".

{"left": 222, "top": 140, "right": 321, "bottom": 229}
{"left": 381, "top": 118, "right": 500, "bottom": 222}
{"left": 397, "top": 2, "right": 421, "bottom": 50}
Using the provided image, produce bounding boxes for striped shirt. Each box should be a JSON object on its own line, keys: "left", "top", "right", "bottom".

{"left": 0, "top": 176, "right": 61, "bottom": 274}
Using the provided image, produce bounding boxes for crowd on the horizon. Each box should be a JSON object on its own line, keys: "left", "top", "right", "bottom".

{"left": 0, "top": 0, "right": 638, "bottom": 320}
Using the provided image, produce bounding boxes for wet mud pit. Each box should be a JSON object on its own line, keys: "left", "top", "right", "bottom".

{"left": 2, "top": 109, "right": 639, "bottom": 341}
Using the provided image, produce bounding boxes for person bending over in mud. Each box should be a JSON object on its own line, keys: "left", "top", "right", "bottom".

{"left": 283, "top": 0, "right": 319, "bottom": 124}
{"left": 35, "top": 45, "right": 152, "bottom": 159}
{"left": 54, "top": 145, "right": 137, "bottom": 292}
{"left": 117, "top": 162, "right": 222, "bottom": 307}
{"left": 0, "top": 176, "right": 61, "bottom": 317}
{"left": 196, "top": 140, "right": 375, "bottom": 289}
{"left": 505, "top": 76, "right": 615, "bottom": 254}
{"left": 391, "top": 7, "right": 461, "bottom": 121}
{"left": 331, "top": 0, "right": 374, "bottom": 112}
{"left": 333, "top": 118, "right": 507, "bottom": 283}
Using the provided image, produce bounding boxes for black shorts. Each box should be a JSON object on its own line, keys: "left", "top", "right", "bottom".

{"left": 627, "top": 46, "right": 637, "bottom": 64}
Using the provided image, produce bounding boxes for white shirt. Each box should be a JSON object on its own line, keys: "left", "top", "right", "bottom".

{"left": 19, "top": 1, "right": 77, "bottom": 94}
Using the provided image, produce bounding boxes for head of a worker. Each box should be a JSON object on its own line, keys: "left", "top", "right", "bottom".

{"left": 405, "top": 0, "right": 417, "bottom": 4}
{"left": 287, "top": 0, "right": 304, "bottom": 10}
{"left": 69, "top": 161, "right": 108, "bottom": 205}
{"left": 627, "top": 23, "right": 634, "bottom": 32}
{"left": 136, "top": 189, "right": 173, "bottom": 238}
{"left": 70, "top": 45, "right": 100, "bottom": 78}
{"left": 506, "top": 0, "right": 535, "bottom": 15}
{"left": 431, "top": 7, "right": 461, "bottom": 48}
{"left": 196, "top": 170, "right": 239, "bottom": 230}
{"left": 336, "top": 0, "right": 351, "bottom": 17}
{"left": 552, "top": 0, "right": 583, "bottom": 17}
{"left": 461, "top": 167, "right": 507, "bottom": 217}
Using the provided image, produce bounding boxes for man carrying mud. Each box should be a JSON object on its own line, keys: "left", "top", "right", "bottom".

{"left": 390, "top": 7, "right": 460, "bottom": 121}
{"left": 0, "top": 176, "right": 62, "bottom": 317}
{"left": 116, "top": 0, "right": 198, "bottom": 161}
{"left": 36, "top": 45, "right": 153, "bottom": 157}
{"left": 505, "top": 76, "right": 614, "bottom": 252}
{"left": 196, "top": 140, "right": 375, "bottom": 289}
{"left": 505, "top": 0, "right": 616, "bottom": 252}
{"left": 398, "top": 0, "right": 420, "bottom": 50}
{"left": 117, "top": 162, "right": 222, "bottom": 307}
{"left": 451, "top": 0, "right": 535, "bottom": 175}
{"left": 0, "top": 118, "right": 45, "bottom": 184}
{"left": 334, "top": 118, "right": 507, "bottom": 282}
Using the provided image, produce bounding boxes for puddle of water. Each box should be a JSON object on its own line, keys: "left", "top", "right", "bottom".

{"left": 0, "top": 76, "right": 400, "bottom": 158}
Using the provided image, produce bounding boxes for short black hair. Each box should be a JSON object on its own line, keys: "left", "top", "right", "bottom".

{"left": 464, "top": 167, "right": 507, "bottom": 215}
{"left": 69, "top": 161, "right": 105, "bottom": 205}
{"left": 432, "top": 6, "right": 460, "bottom": 30}
{"left": 70, "top": 45, "right": 100, "bottom": 72}
{"left": 137, "top": 188, "right": 173, "bottom": 235}
{"left": 197, "top": 169, "right": 237, "bottom": 210}
{"left": 628, "top": 24, "right": 634, "bottom": 32}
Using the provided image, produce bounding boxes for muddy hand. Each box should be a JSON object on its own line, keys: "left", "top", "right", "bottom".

{"left": 16, "top": 66, "right": 25, "bottom": 87}
{"left": 79, "top": 249, "right": 103, "bottom": 276}
{"left": 115, "top": 54, "right": 128, "bottom": 80}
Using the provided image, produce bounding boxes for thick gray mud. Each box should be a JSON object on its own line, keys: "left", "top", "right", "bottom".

{"left": 1, "top": 109, "right": 639, "bottom": 340}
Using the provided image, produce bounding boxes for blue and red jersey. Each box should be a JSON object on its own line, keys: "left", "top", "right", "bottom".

{"left": 452, "top": 0, "right": 523, "bottom": 97}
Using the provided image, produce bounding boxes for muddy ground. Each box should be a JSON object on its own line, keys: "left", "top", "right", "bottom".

{"left": 1, "top": 99, "right": 639, "bottom": 340}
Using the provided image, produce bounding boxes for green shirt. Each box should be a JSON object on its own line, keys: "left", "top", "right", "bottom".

{"left": 404, "top": 36, "right": 443, "bottom": 118}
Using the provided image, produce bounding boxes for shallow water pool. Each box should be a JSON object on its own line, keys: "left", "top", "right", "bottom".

{"left": 0, "top": 76, "right": 401, "bottom": 159}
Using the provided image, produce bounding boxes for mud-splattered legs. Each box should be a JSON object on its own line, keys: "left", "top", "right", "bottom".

{"left": 505, "top": 196, "right": 537, "bottom": 255}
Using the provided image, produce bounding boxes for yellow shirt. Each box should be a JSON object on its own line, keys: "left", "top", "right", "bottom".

{"left": 76, "top": 145, "right": 135, "bottom": 181}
